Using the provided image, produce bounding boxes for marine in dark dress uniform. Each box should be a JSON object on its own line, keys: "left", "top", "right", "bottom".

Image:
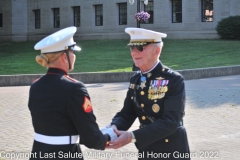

{"left": 106, "top": 28, "right": 190, "bottom": 160}
{"left": 28, "top": 27, "right": 116, "bottom": 159}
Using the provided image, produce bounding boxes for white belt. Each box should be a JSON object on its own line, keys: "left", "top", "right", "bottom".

{"left": 34, "top": 132, "right": 80, "bottom": 145}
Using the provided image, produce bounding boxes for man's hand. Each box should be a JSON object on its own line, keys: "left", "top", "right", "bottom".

{"left": 106, "top": 129, "right": 132, "bottom": 149}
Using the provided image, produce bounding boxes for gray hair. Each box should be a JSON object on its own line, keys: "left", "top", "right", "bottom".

{"left": 153, "top": 42, "right": 164, "bottom": 48}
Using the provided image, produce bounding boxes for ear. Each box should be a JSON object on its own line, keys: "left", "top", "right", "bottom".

{"left": 61, "top": 52, "right": 68, "bottom": 63}
{"left": 155, "top": 46, "right": 161, "bottom": 55}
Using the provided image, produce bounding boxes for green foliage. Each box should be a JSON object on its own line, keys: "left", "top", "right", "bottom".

{"left": 0, "top": 39, "right": 240, "bottom": 75}
{"left": 216, "top": 15, "right": 240, "bottom": 40}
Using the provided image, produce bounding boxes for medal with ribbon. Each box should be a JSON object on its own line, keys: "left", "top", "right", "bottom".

{"left": 139, "top": 76, "right": 146, "bottom": 89}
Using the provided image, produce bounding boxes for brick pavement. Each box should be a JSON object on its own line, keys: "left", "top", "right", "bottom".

{"left": 0, "top": 75, "right": 240, "bottom": 160}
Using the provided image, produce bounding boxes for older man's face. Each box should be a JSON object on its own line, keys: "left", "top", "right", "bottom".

{"left": 130, "top": 44, "right": 159, "bottom": 72}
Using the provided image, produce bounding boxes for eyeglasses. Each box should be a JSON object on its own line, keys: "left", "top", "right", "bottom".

{"left": 129, "top": 45, "right": 146, "bottom": 52}
{"left": 129, "top": 42, "right": 161, "bottom": 52}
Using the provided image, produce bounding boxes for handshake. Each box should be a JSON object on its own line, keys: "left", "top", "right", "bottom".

{"left": 101, "top": 127, "right": 118, "bottom": 141}
{"left": 100, "top": 125, "right": 134, "bottom": 149}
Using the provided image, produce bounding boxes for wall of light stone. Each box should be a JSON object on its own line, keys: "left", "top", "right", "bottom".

{"left": 0, "top": 0, "right": 240, "bottom": 42}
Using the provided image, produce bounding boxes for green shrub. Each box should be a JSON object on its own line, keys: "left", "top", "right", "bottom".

{"left": 216, "top": 15, "right": 240, "bottom": 40}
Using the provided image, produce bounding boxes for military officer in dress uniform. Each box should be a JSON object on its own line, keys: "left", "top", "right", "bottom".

{"left": 28, "top": 26, "right": 117, "bottom": 159}
{"left": 106, "top": 28, "right": 190, "bottom": 160}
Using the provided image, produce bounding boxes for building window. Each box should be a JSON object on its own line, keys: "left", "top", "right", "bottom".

{"left": 172, "top": 0, "right": 182, "bottom": 23}
{"left": 53, "top": 8, "right": 60, "bottom": 28}
{"left": 119, "top": 3, "right": 127, "bottom": 25}
{"left": 144, "top": 0, "right": 153, "bottom": 24}
{"left": 34, "top": 9, "right": 40, "bottom": 29}
{"left": 202, "top": 0, "right": 213, "bottom": 22}
{"left": 73, "top": 6, "right": 80, "bottom": 27}
{"left": 95, "top": 5, "right": 103, "bottom": 26}
{"left": 0, "top": 13, "right": 2, "bottom": 27}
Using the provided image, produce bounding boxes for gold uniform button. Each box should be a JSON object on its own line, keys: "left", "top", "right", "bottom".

{"left": 131, "top": 96, "right": 133, "bottom": 100}
{"left": 140, "top": 91, "right": 145, "bottom": 95}
{"left": 165, "top": 139, "right": 169, "bottom": 143}
{"left": 141, "top": 104, "right": 144, "bottom": 108}
{"left": 142, "top": 116, "right": 146, "bottom": 120}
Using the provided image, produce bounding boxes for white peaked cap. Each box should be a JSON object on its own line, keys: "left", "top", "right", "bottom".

{"left": 125, "top": 27, "right": 167, "bottom": 45}
{"left": 34, "top": 26, "right": 81, "bottom": 54}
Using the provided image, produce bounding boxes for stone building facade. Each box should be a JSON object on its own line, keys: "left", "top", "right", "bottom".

{"left": 0, "top": 0, "right": 240, "bottom": 42}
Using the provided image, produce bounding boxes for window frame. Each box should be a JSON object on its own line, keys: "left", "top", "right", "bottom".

{"left": 0, "top": 13, "right": 3, "bottom": 27}
{"left": 34, "top": 9, "right": 41, "bottom": 29}
{"left": 95, "top": 5, "right": 103, "bottom": 26}
{"left": 119, "top": 3, "right": 127, "bottom": 25}
{"left": 201, "top": 0, "right": 213, "bottom": 22}
{"left": 73, "top": 6, "right": 81, "bottom": 27}
{"left": 53, "top": 8, "right": 60, "bottom": 28}
{"left": 172, "top": 0, "right": 182, "bottom": 23}
{"left": 143, "top": 0, "right": 153, "bottom": 24}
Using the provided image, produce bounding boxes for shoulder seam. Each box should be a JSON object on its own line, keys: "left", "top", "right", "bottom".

{"left": 32, "top": 77, "right": 40, "bottom": 83}
{"left": 64, "top": 75, "right": 78, "bottom": 82}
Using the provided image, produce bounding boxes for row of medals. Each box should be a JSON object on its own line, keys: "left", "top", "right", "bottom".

{"left": 150, "top": 80, "right": 168, "bottom": 113}
{"left": 148, "top": 80, "right": 169, "bottom": 100}
{"left": 139, "top": 76, "right": 169, "bottom": 114}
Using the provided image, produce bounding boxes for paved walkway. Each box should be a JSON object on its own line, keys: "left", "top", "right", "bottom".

{"left": 0, "top": 75, "right": 240, "bottom": 160}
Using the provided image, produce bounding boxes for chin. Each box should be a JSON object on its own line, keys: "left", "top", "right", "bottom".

{"left": 134, "top": 62, "right": 141, "bottom": 68}
{"left": 69, "top": 67, "right": 74, "bottom": 72}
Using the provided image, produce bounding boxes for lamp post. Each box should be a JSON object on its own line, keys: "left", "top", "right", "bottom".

{"left": 137, "top": 0, "right": 140, "bottom": 28}
{"left": 129, "top": 0, "right": 148, "bottom": 28}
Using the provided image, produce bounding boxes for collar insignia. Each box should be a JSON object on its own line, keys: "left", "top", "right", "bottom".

{"left": 147, "top": 73, "right": 152, "bottom": 78}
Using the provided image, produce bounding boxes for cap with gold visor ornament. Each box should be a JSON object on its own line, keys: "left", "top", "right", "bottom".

{"left": 34, "top": 26, "right": 81, "bottom": 70}
{"left": 125, "top": 27, "right": 167, "bottom": 46}
{"left": 34, "top": 26, "right": 81, "bottom": 54}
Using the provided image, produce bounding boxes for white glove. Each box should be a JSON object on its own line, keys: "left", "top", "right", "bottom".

{"left": 101, "top": 127, "right": 118, "bottom": 141}
{"left": 104, "top": 124, "right": 117, "bottom": 129}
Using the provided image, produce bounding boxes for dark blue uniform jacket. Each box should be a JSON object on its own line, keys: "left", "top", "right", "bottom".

{"left": 28, "top": 68, "right": 107, "bottom": 159}
{"left": 111, "top": 62, "right": 190, "bottom": 160}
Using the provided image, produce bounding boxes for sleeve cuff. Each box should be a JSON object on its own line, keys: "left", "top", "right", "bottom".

{"left": 131, "top": 132, "right": 136, "bottom": 143}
